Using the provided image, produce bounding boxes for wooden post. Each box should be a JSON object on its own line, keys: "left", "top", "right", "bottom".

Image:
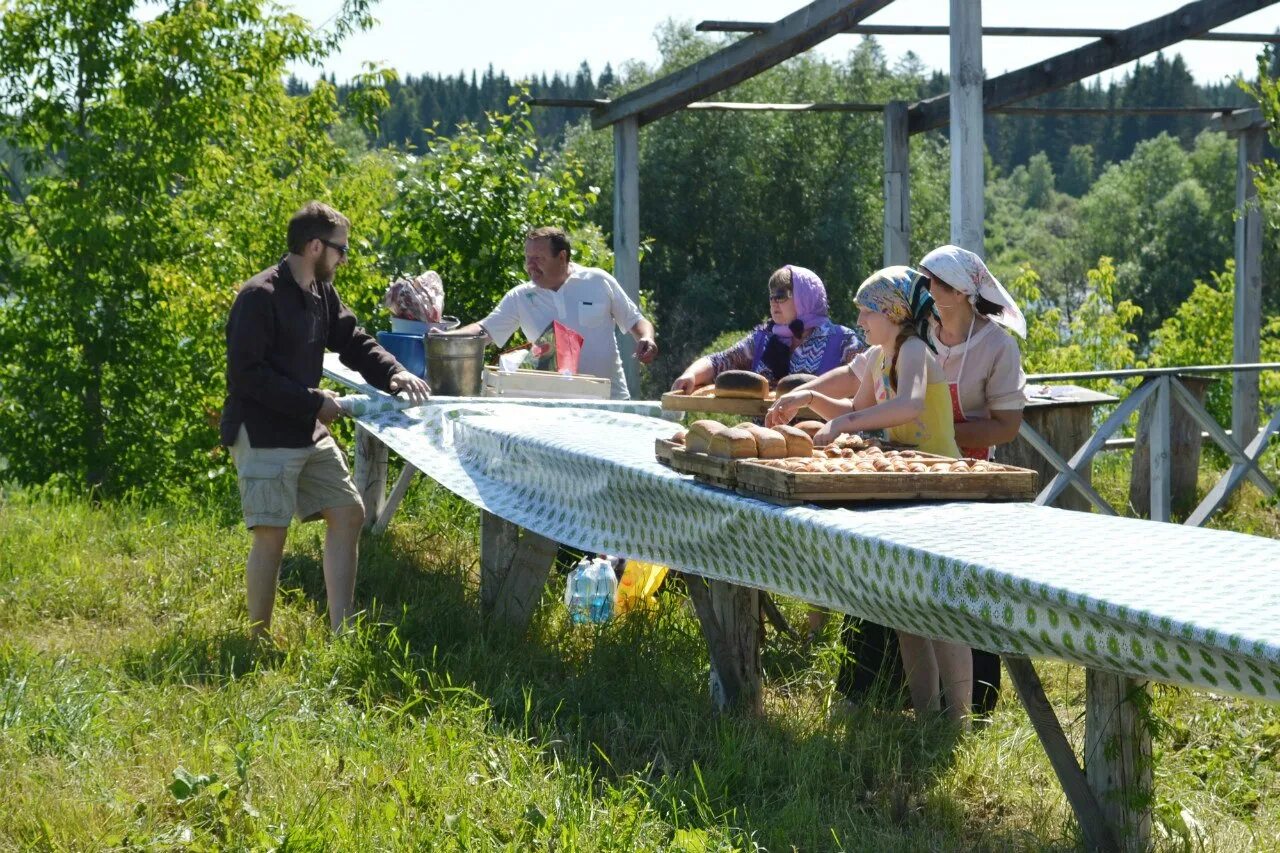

{"left": 614, "top": 116, "right": 641, "bottom": 398}
{"left": 1129, "top": 376, "right": 1212, "bottom": 518}
{"left": 1085, "top": 670, "right": 1153, "bottom": 851}
{"left": 685, "top": 576, "right": 763, "bottom": 716}
{"left": 949, "top": 0, "right": 984, "bottom": 254}
{"left": 1147, "top": 377, "right": 1172, "bottom": 523}
{"left": 1232, "top": 126, "right": 1264, "bottom": 445}
{"left": 479, "top": 510, "right": 558, "bottom": 634}
{"left": 352, "top": 425, "right": 388, "bottom": 530}
{"left": 883, "top": 100, "right": 910, "bottom": 266}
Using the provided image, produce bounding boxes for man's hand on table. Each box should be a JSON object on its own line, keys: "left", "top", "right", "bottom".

{"left": 390, "top": 371, "right": 431, "bottom": 404}
{"left": 317, "top": 389, "right": 346, "bottom": 425}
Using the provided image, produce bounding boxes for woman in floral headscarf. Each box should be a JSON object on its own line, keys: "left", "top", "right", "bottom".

{"left": 768, "top": 266, "right": 972, "bottom": 727}
{"left": 824, "top": 248, "right": 1027, "bottom": 719}
{"left": 670, "top": 265, "right": 863, "bottom": 392}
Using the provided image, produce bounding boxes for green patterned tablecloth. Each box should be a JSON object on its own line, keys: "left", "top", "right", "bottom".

{"left": 343, "top": 398, "right": 1280, "bottom": 704}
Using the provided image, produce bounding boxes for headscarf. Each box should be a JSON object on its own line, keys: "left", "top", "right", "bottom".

{"left": 768, "top": 264, "right": 829, "bottom": 343}
{"left": 919, "top": 245, "right": 1027, "bottom": 339}
{"left": 854, "top": 265, "right": 935, "bottom": 350}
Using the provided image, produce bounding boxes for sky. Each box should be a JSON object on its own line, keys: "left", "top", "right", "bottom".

{"left": 284, "top": 0, "right": 1280, "bottom": 89}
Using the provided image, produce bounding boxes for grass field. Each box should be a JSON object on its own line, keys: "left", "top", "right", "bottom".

{"left": 2, "top": 457, "right": 1279, "bottom": 851}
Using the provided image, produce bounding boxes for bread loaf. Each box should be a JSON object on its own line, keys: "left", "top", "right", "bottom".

{"left": 685, "top": 419, "right": 725, "bottom": 454}
{"left": 793, "top": 420, "right": 826, "bottom": 439}
{"left": 775, "top": 373, "right": 817, "bottom": 395}
{"left": 671, "top": 428, "right": 687, "bottom": 445}
{"left": 714, "top": 370, "right": 770, "bottom": 399}
{"left": 773, "top": 423, "right": 814, "bottom": 458}
{"left": 707, "top": 426, "right": 758, "bottom": 459}
{"left": 740, "top": 424, "right": 787, "bottom": 459}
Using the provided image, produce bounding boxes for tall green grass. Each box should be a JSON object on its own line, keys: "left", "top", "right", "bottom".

{"left": 1, "top": 470, "right": 1278, "bottom": 850}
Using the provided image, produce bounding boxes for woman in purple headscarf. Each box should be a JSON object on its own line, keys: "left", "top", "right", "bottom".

{"left": 670, "top": 265, "right": 864, "bottom": 392}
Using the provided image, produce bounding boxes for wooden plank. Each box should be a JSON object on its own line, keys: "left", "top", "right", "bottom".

{"left": 352, "top": 425, "right": 389, "bottom": 530}
{"left": 371, "top": 464, "right": 417, "bottom": 535}
{"left": 479, "top": 510, "right": 520, "bottom": 615}
{"left": 590, "top": 0, "right": 897, "bottom": 129}
{"left": 697, "top": 20, "right": 1280, "bottom": 42}
{"left": 1233, "top": 126, "right": 1265, "bottom": 445}
{"left": 1168, "top": 377, "right": 1275, "bottom": 496}
{"left": 1085, "top": 669, "right": 1153, "bottom": 851}
{"left": 909, "top": 0, "right": 1279, "bottom": 133}
{"left": 686, "top": 575, "right": 763, "bottom": 715}
{"left": 614, "top": 116, "right": 641, "bottom": 397}
{"left": 1037, "top": 379, "right": 1158, "bottom": 510}
{"left": 661, "top": 391, "right": 774, "bottom": 417}
{"left": 654, "top": 437, "right": 679, "bottom": 465}
{"left": 668, "top": 447, "right": 742, "bottom": 488}
{"left": 1020, "top": 422, "right": 1117, "bottom": 514}
{"left": 1130, "top": 377, "right": 1213, "bottom": 518}
{"left": 1186, "top": 403, "right": 1280, "bottom": 526}
{"left": 949, "top": 0, "right": 984, "bottom": 253}
{"left": 1003, "top": 657, "right": 1119, "bottom": 853}
{"left": 1216, "top": 106, "right": 1267, "bottom": 132}
{"left": 883, "top": 100, "right": 910, "bottom": 266}
{"left": 733, "top": 456, "right": 1039, "bottom": 503}
{"left": 1148, "top": 377, "right": 1173, "bottom": 522}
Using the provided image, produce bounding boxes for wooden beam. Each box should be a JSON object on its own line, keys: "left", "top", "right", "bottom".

{"left": 883, "top": 100, "right": 910, "bottom": 266}
{"left": 1232, "top": 125, "right": 1265, "bottom": 444}
{"left": 697, "top": 20, "right": 1280, "bottom": 42}
{"left": 950, "top": 0, "right": 984, "bottom": 253}
{"left": 590, "top": 0, "right": 897, "bottom": 129}
{"left": 909, "top": 0, "right": 1280, "bottom": 133}
{"left": 1216, "top": 106, "right": 1267, "bottom": 132}
{"left": 532, "top": 99, "right": 1248, "bottom": 119}
{"left": 479, "top": 511, "right": 559, "bottom": 634}
{"left": 613, "top": 117, "right": 641, "bottom": 397}
{"left": 685, "top": 576, "right": 763, "bottom": 716}
{"left": 371, "top": 464, "right": 417, "bottom": 535}
{"left": 1148, "top": 377, "right": 1173, "bottom": 522}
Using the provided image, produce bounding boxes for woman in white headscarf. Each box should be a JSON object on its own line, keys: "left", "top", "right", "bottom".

{"left": 798, "top": 248, "right": 1028, "bottom": 717}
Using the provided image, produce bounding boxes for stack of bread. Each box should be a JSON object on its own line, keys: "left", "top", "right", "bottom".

{"left": 757, "top": 446, "right": 999, "bottom": 475}
{"left": 673, "top": 419, "right": 814, "bottom": 460}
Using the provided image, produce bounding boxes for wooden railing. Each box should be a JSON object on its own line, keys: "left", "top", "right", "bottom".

{"left": 1019, "top": 363, "right": 1280, "bottom": 525}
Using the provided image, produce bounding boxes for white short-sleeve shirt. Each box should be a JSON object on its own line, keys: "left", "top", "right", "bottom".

{"left": 479, "top": 264, "right": 645, "bottom": 399}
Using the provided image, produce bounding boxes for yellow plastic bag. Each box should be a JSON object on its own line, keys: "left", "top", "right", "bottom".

{"left": 615, "top": 560, "right": 669, "bottom": 614}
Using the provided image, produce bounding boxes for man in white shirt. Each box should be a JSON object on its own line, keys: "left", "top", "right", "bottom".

{"left": 442, "top": 226, "right": 658, "bottom": 399}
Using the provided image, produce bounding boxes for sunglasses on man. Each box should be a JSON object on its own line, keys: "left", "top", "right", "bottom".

{"left": 319, "top": 238, "right": 349, "bottom": 257}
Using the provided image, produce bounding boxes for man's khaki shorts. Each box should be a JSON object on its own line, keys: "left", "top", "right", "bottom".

{"left": 230, "top": 425, "right": 363, "bottom": 528}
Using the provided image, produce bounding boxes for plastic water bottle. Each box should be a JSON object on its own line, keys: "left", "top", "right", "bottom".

{"left": 564, "top": 558, "right": 594, "bottom": 624}
{"left": 588, "top": 557, "right": 618, "bottom": 622}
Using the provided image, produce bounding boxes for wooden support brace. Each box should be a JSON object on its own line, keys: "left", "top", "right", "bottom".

{"left": 353, "top": 425, "right": 389, "bottom": 530}
{"left": 371, "top": 464, "right": 418, "bottom": 536}
{"left": 1022, "top": 423, "right": 1117, "bottom": 514}
{"left": 1085, "top": 669, "right": 1153, "bottom": 851}
{"left": 686, "top": 576, "right": 763, "bottom": 716}
{"left": 1187, "top": 402, "right": 1280, "bottom": 527}
{"left": 479, "top": 510, "right": 559, "bottom": 634}
{"left": 1004, "top": 657, "right": 1118, "bottom": 852}
{"left": 759, "top": 592, "right": 803, "bottom": 644}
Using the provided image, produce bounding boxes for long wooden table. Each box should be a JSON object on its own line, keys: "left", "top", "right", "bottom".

{"left": 324, "top": 355, "right": 1280, "bottom": 851}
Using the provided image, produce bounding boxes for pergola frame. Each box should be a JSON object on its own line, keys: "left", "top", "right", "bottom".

{"left": 558, "top": 2, "right": 1279, "bottom": 847}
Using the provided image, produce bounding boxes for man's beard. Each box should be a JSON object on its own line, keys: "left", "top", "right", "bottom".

{"left": 316, "top": 258, "right": 338, "bottom": 281}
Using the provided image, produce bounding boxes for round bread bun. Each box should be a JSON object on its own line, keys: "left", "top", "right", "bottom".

{"left": 775, "top": 373, "right": 817, "bottom": 395}
{"left": 792, "top": 420, "right": 826, "bottom": 438}
{"left": 713, "top": 370, "right": 770, "bottom": 399}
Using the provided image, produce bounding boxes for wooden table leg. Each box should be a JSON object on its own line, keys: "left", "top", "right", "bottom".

{"left": 479, "top": 510, "right": 558, "bottom": 634}
{"left": 686, "top": 576, "right": 763, "bottom": 716}
{"left": 353, "top": 425, "right": 389, "bottom": 530}
{"left": 1005, "top": 657, "right": 1118, "bottom": 852}
{"left": 1086, "top": 670, "right": 1153, "bottom": 852}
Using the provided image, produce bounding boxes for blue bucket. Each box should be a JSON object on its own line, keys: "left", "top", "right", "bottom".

{"left": 376, "top": 331, "right": 426, "bottom": 379}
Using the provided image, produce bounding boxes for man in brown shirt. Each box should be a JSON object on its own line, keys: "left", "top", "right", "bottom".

{"left": 221, "top": 201, "right": 429, "bottom": 639}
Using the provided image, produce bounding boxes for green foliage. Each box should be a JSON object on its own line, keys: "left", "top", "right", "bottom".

{"left": 379, "top": 94, "right": 609, "bottom": 330}
{"left": 566, "top": 25, "right": 948, "bottom": 391}
{"left": 1014, "top": 258, "right": 1142, "bottom": 395}
{"left": 0, "top": 0, "right": 389, "bottom": 498}
{"left": 1147, "top": 263, "right": 1280, "bottom": 427}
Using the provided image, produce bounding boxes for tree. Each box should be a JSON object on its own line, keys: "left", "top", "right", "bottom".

{"left": 0, "top": 0, "right": 388, "bottom": 497}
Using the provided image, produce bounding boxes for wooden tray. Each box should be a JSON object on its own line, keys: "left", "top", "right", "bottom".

{"left": 654, "top": 437, "right": 680, "bottom": 466}
{"left": 667, "top": 446, "right": 743, "bottom": 488}
{"left": 734, "top": 457, "right": 1040, "bottom": 505}
{"left": 660, "top": 390, "right": 821, "bottom": 420}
